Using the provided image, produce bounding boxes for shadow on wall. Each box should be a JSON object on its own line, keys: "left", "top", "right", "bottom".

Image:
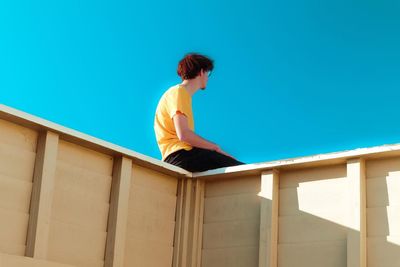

{"left": 261, "top": 161, "right": 400, "bottom": 267}
{"left": 366, "top": 157, "right": 400, "bottom": 267}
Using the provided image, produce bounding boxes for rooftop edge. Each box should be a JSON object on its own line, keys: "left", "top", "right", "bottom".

{"left": 1, "top": 104, "right": 399, "bottom": 179}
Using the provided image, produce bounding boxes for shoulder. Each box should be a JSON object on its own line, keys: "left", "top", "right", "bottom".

{"left": 165, "top": 84, "right": 189, "bottom": 99}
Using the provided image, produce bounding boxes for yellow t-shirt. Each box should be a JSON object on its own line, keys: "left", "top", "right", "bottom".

{"left": 154, "top": 84, "right": 194, "bottom": 160}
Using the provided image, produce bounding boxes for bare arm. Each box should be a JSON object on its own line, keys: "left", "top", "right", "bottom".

{"left": 173, "top": 112, "right": 235, "bottom": 159}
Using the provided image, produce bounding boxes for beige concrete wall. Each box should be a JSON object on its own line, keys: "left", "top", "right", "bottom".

{"left": 201, "top": 176, "right": 261, "bottom": 267}
{"left": 199, "top": 166, "right": 350, "bottom": 267}
{"left": 3, "top": 105, "right": 400, "bottom": 267}
{"left": 0, "top": 253, "right": 74, "bottom": 267}
{"left": 278, "top": 165, "right": 348, "bottom": 267}
{"left": 0, "top": 116, "right": 180, "bottom": 267}
{"left": 0, "top": 119, "right": 37, "bottom": 256}
{"left": 366, "top": 157, "right": 400, "bottom": 267}
{"left": 124, "top": 164, "right": 178, "bottom": 267}
{"left": 198, "top": 158, "right": 400, "bottom": 267}
{"left": 46, "top": 140, "right": 113, "bottom": 267}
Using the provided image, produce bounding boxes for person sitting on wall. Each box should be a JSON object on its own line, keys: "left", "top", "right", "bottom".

{"left": 154, "top": 53, "right": 244, "bottom": 172}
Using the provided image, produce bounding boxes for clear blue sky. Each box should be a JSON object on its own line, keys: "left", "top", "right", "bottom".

{"left": 1, "top": 0, "right": 400, "bottom": 164}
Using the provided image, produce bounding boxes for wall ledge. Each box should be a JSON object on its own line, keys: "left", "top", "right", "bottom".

{"left": 193, "top": 143, "right": 400, "bottom": 179}
{"left": 2, "top": 104, "right": 400, "bottom": 180}
{"left": 0, "top": 104, "right": 191, "bottom": 178}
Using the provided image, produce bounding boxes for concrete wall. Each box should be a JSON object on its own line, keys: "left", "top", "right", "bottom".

{"left": 0, "top": 119, "right": 37, "bottom": 256}
{"left": 202, "top": 176, "right": 261, "bottom": 267}
{"left": 278, "top": 165, "right": 348, "bottom": 267}
{"left": 1, "top": 104, "right": 400, "bottom": 267}
{"left": 124, "top": 165, "right": 177, "bottom": 267}
{"left": 195, "top": 159, "right": 400, "bottom": 267}
{"left": 366, "top": 157, "right": 400, "bottom": 267}
{"left": 0, "top": 108, "right": 182, "bottom": 267}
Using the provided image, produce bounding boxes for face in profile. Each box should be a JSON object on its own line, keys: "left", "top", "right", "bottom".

{"left": 201, "top": 69, "right": 211, "bottom": 90}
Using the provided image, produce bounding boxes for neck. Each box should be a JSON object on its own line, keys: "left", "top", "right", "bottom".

{"left": 180, "top": 79, "right": 202, "bottom": 96}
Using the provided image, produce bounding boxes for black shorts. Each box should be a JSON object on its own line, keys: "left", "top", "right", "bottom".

{"left": 164, "top": 147, "right": 244, "bottom": 172}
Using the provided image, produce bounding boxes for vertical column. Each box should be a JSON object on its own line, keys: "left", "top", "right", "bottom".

{"left": 173, "top": 179, "right": 185, "bottom": 267}
{"left": 175, "top": 179, "right": 192, "bottom": 267}
{"left": 188, "top": 179, "right": 205, "bottom": 266}
{"left": 173, "top": 179, "right": 205, "bottom": 267}
{"left": 105, "top": 156, "right": 132, "bottom": 267}
{"left": 347, "top": 158, "right": 367, "bottom": 267}
{"left": 196, "top": 180, "right": 205, "bottom": 267}
{"left": 259, "top": 169, "right": 279, "bottom": 267}
{"left": 26, "top": 131, "right": 59, "bottom": 259}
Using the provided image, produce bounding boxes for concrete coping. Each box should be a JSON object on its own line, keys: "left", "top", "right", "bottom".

{"left": 1, "top": 104, "right": 400, "bottom": 179}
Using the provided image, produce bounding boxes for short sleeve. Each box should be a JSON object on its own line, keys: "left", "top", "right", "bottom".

{"left": 167, "top": 88, "right": 191, "bottom": 119}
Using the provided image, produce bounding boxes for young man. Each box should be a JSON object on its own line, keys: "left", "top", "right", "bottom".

{"left": 154, "top": 53, "right": 244, "bottom": 172}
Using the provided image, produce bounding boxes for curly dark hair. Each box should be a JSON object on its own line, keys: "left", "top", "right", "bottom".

{"left": 177, "top": 53, "right": 214, "bottom": 80}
